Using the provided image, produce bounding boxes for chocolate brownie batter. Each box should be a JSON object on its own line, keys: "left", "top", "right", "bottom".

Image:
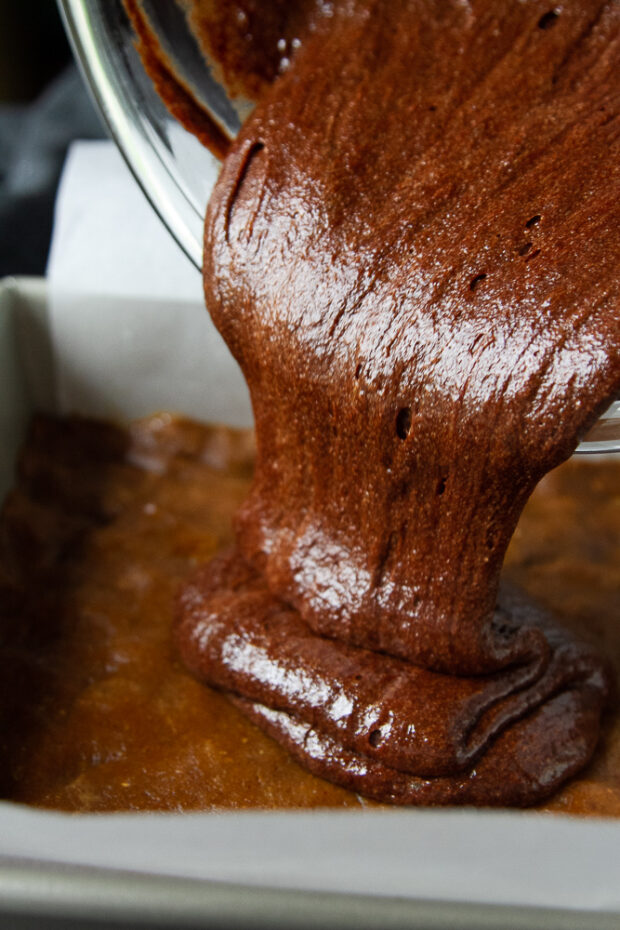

{"left": 131, "top": 1, "right": 620, "bottom": 805}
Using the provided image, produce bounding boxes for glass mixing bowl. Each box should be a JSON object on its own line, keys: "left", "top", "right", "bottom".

{"left": 58, "top": 0, "right": 246, "bottom": 271}
{"left": 58, "top": 0, "right": 619, "bottom": 453}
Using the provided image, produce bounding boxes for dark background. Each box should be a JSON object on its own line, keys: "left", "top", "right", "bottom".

{"left": 0, "top": 2, "right": 104, "bottom": 278}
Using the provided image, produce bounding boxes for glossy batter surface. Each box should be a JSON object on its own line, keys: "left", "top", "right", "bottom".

{"left": 118, "top": 0, "right": 620, "bottom": 805}
{"left": 0, "top": 414, "right": 618, "bottom": 814}
{"left": 168, "top": 0, "right": 619, "bottom": 804}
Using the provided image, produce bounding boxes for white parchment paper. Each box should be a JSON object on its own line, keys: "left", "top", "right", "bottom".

{"left": 0, "top": 804, "right": 619, "bottom": 911}
{"left": 0, "top": 142, "right": 618, "bottom": 916}
{"left": 46, "top": 140, "right": 251, "bottom": 427}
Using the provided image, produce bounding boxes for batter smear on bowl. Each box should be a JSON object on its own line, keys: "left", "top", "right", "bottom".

{"left": 132, "top": 0, "right": 620, "bottom": 805}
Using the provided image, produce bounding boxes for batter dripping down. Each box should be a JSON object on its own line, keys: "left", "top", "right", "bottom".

{"left": 135, "top": 0, "right": 620, "bottom": 804}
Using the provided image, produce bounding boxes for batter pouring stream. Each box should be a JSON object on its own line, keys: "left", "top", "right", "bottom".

{"left": 137, "top": 0, "right": 620, "bottom": 804}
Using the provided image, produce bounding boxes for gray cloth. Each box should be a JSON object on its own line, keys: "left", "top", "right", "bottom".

{"left": 0, "top": 66, "right": 104, "bottom": 277}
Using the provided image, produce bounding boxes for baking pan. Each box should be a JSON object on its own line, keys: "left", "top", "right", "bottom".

{"left": 1, "top": 277, "right": 619, "bottom": 930}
